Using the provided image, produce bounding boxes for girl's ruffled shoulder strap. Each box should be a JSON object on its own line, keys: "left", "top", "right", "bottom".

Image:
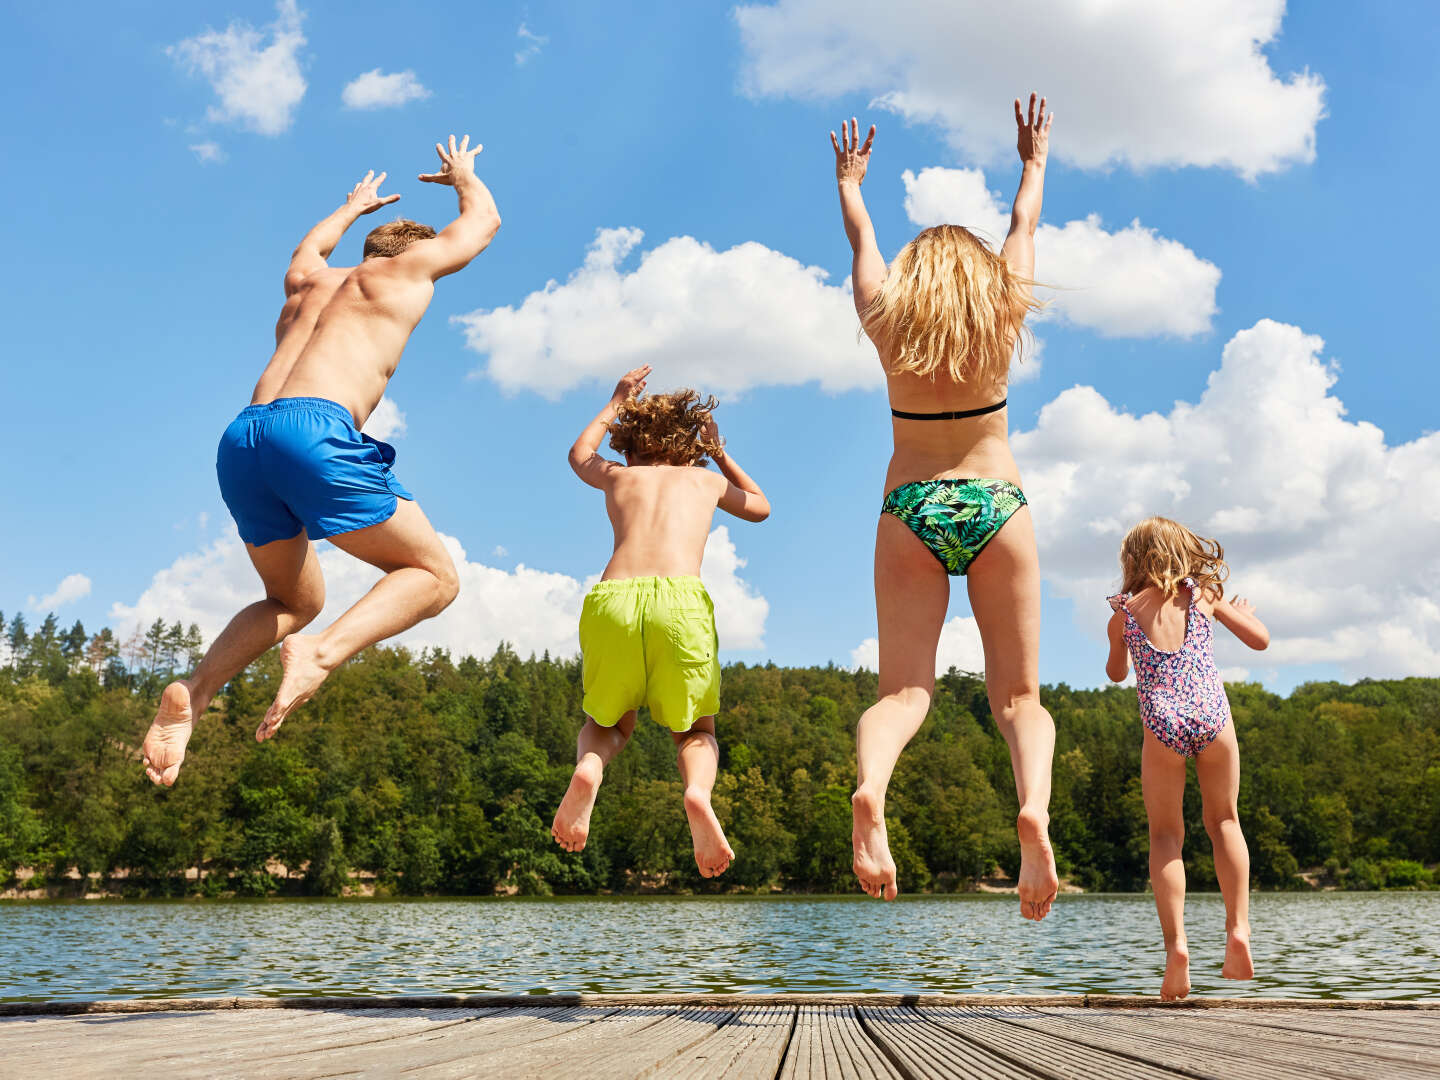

{"left": 1181, "top": 576, "right": 1201, "bottom": 606}
{"left": 1106, "top": 592, "right": 1130, "bottom": 614}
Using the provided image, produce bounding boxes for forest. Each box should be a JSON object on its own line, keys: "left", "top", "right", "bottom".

{"left": 1, "top": 608, "right": 1436, "bottom": 897}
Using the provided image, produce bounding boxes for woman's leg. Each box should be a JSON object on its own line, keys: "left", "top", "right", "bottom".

{"left": 965, "top": 507, "right": 1059, "bottom": 921}
{"left": 673, "top": 716, "right": 734, "bottom": 878}
{"left": 1195, "top": 722, "right": 1254, "bottom": 980}
{"left": 853, "top": 514, "right": 949, "bottom": 900}
{"left": 552, "top": 711, "right": 636, "bottom": 852}
{"left": 1142, "top": 729, "right": 1191, "bottom": 1000}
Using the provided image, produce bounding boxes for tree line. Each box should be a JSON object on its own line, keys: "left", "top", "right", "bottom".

{"left": 1, "top": 610, "right": 1436, "bottom": 897}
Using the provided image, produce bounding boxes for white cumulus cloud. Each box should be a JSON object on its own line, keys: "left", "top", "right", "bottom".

{"left": 361, "top": 396, "right": 407, "bottom": 441}
{"left": 29, "top": 574, "right": 93, "bottom": 612}
{"left": 902, "top": 167, "right": 1220, "bottom": 339}
{"left": 736, "top": 0, "right": 1324, "bottom": 178}
{"left": 455, "top": 227, "right": 879, "bottom": 398}
{"left": 341, "top": 69, "right": 430, "bottom": 110}
{"left": 851, "top": 615, "right": 985, "bottom": 676}
{"left": 169, "top": 0, "right": 307, "bottom": 136}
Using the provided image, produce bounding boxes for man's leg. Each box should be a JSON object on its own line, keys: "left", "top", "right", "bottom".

{"left": 673, "top": 716, "right": 734, "bottom": 878}
{"left": 256, "top": 500, "right": 459, "bottom": 739}
{"left": 142, "top": 533, "right": 324, "bottom": 785}
{"left": 552, "top": 712, "right": 636, "bottom": 852}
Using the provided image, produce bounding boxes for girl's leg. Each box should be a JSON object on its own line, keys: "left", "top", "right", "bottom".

{"left": 965, "top": 507, "right": 1060, "bottom": 921}
{"left": 672, "top": 716, "right": 733, "bottom": 878}
{"left": 1195, "top": 722, "right": 1254, "bottom": 980}
{"left": 1142, "top": 730, "right": 1191, "bottom": 1000}
{"left": 853, "top": 514, "right": 949, "bottom": 900}
{"left": 552, "top": 711, "right": 636, "bottom": 852}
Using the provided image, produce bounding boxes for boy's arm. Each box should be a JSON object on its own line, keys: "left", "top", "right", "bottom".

{"left": 1211, "top": 592, "right": 1270, "bottom": 651}
{"left": 390, "top": 135, "right": 501, "bottom": 282}
{"left": 1000, "top": 93, "right": 1052, "bottom": 292}
{"left": 705, "top": 418, "right": 770, "bottom": 522}
{"left": 1105, "top": 610, "right": 1130, "bottom": 682}
{"left": 569, "top": 366, "right": 651, "bottom": 490}
{"left": 831, "top": 118, "right": 886, "bottom": 315}
{"left": 284, "top": 171, "right": 400, "bottom": 294}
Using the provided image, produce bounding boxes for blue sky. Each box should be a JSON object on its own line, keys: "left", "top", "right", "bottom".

{"left": 4, "top": 1, "right": 1438, "bottom": 692}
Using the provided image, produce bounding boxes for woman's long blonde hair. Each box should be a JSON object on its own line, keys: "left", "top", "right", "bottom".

{"left": 1119, "top": 517, "right": 1229, "bottom": 601}
{"left": 861, "top": 224, "right": 1041, "bottom": 385}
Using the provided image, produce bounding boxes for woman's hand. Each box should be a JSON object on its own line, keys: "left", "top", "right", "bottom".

{"left": 831, "top": 117, "right": 876, "bottom": 185}
{"left": 611, "top": 364, "right": 651, "bottom": 405}
{"left": 1014, "top": 93, "right": 1052, "bottom": 167}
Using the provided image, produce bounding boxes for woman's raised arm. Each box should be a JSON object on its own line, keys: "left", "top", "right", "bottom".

{"left": 832, "top": 118, "right": 886, "bottom": 315}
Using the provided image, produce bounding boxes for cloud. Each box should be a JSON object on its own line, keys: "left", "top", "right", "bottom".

{"left": 1013, "top": 318, "right": 1440, "bottom": 679}
{"left": 902, "top": 167, "right": 1220, "bottom": 338}
{"left": 455, "top": 227, "right": 879, "bottom": 398}
{"left": 340, "top": 69, "right": 430, "bottom": 110}
{"left": 515, "top": 23, "right": 548, "bottom": 65}
{"left": 28, "top": 574, "right": 93, "bottom": 612}
{"left": 112, "top": 528, "right": 767, "bottom": 661}
{"left": 851, "top": 615, "right": 984, "bottom": 676}
{"left": 361, "top": 396, "right": 406, "bottom": 441}
{"left": 736, "top": 0, "right": 1324, "bottom": 178}
{"left": 189, "top": 141, "right": 227, "bottom": 165}
{"left": 169, "top": 0, "right": 307, "bottom": 136}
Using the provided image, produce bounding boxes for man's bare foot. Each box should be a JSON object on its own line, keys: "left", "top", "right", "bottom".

{"left": 1161, "top": 940, "right": 1191, "bottom": 1001}
{"left": 1223, "top": 927, "right": 1254, "bottom": 980}
{"left": 142, "top": 681, "right": 196, "bottom": 786}
{"left": 256, "top": 634, "right": 331, "bottom": 742}
{"left": 683, "top": 787, "right": 734, "bottom": 878}
{"left": 552, "top": 758, "right": 604, "bottom": 852}
{"left": 1017, "top": 807, "right": 1060, "bottom": 921}
{"left": 852, "top": 787, "right": 898, "bottom": 900}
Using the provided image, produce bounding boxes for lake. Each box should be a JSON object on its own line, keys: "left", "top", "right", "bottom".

{"left": 2, "top": 893, "right": 1437, "bottom": 1002}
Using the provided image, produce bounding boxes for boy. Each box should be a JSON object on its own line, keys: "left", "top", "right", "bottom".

{"left": 551, "top": 365, "right": 770, "bottom": 878}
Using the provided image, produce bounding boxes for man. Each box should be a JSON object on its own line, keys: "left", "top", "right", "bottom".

{"left": 141, "top": 134, "right": 500, "bottom": 786}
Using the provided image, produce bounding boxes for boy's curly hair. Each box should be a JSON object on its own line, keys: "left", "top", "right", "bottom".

{"left": 608, "top": 389, "right": 723, "bottom": 467}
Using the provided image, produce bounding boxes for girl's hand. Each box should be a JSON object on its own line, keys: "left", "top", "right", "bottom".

{"left": 831, "top": 117, "right": 876, "bottom": 185}
{"left": 701, "top": 415, "right": 721, "bottom": 445}
{"left": 1014, "top": 92, "right": 1053, "bottom": 167}
{"left": 1228, "top": 595, "right": 1257, "bottom": 617}
{"left": 611, "top": 364, "right": 651, "bottom": 404}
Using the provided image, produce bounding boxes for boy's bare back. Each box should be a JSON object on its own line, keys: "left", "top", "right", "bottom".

{"left": 601, "top": 466, "right": 729, "bottom": 580}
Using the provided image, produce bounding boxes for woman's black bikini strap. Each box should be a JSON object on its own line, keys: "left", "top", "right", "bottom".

{"left": 890, "top": 398, "right": 1008, "bottom": 421}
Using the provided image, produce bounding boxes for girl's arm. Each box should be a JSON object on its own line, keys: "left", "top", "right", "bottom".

{"left": 569, "top": 365, "right": 650, "bottom": 490}
{"left": 1000, "top": 93, "right": 1053, "bottom": 294}
{"left": 831, "top": 118, "right": 886, "bottom": 315}
{"left": 1211, "top": 593, "right": 1270, "bottom": 651}
{"left": 1105, "top": 610, "right": 1130, "bottom": 682}
{"left": 704, "top": 417, "right": 771, "bottom": 522}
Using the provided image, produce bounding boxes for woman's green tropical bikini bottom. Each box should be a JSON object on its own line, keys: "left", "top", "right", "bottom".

{"left": 881, "top": 478, "right": 1028, "bottom": 575}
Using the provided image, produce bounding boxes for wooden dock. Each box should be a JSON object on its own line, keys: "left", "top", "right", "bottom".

{"left": 3, "top": 994, "right": 1438, "bottom": 1078}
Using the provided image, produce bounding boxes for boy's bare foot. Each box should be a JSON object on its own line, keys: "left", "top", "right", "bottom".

{"left": 1161, "top": 940, "right": 1191, "bottom": 1001}
{"left": 552, "top": 758, "right": 604, "bottom": 852}
{"left": 256, "top": 634, "right": 330, "bottom": 742}
{"left": 1017, "top": 807, "right": 1060, "bottom": 921}
{"left": 142, "top": 681, "right": 195, "bottom": 787}
{"left": 852, "top": 787, "right": 898, "bottom": 900}
{"left": 1223, "top": 928, "right": 1254, "bottom": 980}
{"left": 683, "top": 787, "right": 734, "bottom": 877}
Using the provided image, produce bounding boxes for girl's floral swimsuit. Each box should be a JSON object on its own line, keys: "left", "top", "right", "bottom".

{"left": 1107, "top": 578, "right": 1231, "bottom": 758}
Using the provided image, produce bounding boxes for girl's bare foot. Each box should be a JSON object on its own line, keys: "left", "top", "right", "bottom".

{"left": 142, "top": 681, "right": 195, "bottom": 786}
{"left": 1017, "top": 807, "right": 1060, "bottom": 921}
{"left": 683, "top": 787, "right": 734, "bottom": 877}
{"left": 852, "top": 787, "right": 898, "bottom": 900}
{"left": 1161, "top": 940, "right": 1191, "bottom": 1001}
{"left": 1223, "top": 928, "right": 1254, "bottom": 980}
{"left": 552, "top": 758, "right": 604, "bottom": 852}
{"left": 256, "top": 634, "right": 331, "bottom": 742}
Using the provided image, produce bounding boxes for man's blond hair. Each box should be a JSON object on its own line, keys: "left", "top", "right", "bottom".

{"left": 363, "top": 219, "right": 436, "bottom": 259}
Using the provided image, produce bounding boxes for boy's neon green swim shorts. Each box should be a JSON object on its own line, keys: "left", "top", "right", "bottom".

{"left": 579, "top": 576, "right": 720, "bottom": 733}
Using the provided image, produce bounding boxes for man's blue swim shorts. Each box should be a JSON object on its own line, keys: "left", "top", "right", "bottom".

{"left": 216, "top": 397, "right": 414, "bottom": 546}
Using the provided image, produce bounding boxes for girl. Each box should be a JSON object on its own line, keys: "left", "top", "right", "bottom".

{"left": 832, "top": 95, "right": 1059, "bottom": 920}
{"left": 1105, "top": 517, "right": 1270, "bottom": 1001}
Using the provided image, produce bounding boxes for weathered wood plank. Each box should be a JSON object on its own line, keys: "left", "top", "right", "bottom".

{"left": 1165, "top": 1010, "right": 1440, "bottom": 1067}
{"left": 858, "top": 1004, "right": 1043, "bottom": 1079}
{"left": 778, "top": 1005, "right": 902, "bottom": 1080}
{"left": 651, "top": 1004, "right": 795, "bottom": 1079}
{"left": 1225, "top": 1009, "right": 1440, "bottom": 1047}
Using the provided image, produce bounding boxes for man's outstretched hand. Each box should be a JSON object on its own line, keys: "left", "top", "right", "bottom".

{"left": 419, "top": 134, "right": 483, "bottom": 186}
{"left": 346, "top": 170, "right": 401, "bottom": 215}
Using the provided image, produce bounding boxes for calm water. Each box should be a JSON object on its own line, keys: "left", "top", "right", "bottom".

{"left": 2, "top": 893, "right": 1437, "bottom": 1002}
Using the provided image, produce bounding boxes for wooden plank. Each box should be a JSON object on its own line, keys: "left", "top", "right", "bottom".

{"left": 651, "top": 1004, "right": 795, "bottom": 1079}
{"left": 857, "top": 1004, "right": 1042, "bottom": 1080}
{"left": 1226, "top": 1009, "right": 1440, "bottom": 1047}
{"left": 778, "top": 1005, "right": 903, "bottom": 1080}
{"left": 1167, "top": 1010, "right": 1440, "bottom": 1067}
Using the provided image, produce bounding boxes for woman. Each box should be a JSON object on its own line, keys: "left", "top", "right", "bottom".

{"left": 833, "top": 95, "right": 1059, "bottom": 920}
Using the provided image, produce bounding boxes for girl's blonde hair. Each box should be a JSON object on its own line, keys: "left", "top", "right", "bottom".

{"left": 1119, "top": 517, "right": 1229, "bottom": 601}
{"left": 608, "top": 389, "right": 723, "bottom": 467}
{"left": 860, "top": 224, "right": 1041, "bottom": 386}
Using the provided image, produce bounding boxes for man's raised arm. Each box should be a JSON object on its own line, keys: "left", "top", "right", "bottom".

{"left": 284, "top": 171, "right": 401, "bottom": 294}
{"left": 393, "top": 135, "right": 502, "bottom": 281}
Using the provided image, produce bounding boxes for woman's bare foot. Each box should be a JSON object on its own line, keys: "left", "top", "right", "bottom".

{"left": 683, "top": 787, "right": 734, "bottom": 877}
{"left": 142, "top": 681, "right": 195, "bottom": 786}
{"left": 1223, "top": 927, "right": 1254, "bottom": 980}
{"left": 852, "top": 787, "right": 898, "bottom": 900}
{"left": 1161, "top": 940, "right": 1191, "bottom": 1001}
{"left": 256, "top": 634, "right": 331, "bottom": 742}
{"left": 552, "top": 758, "right": 604, "bottom": 852}
{"left": 1017, "top": 807, "right": 1060, "bottom": 921}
